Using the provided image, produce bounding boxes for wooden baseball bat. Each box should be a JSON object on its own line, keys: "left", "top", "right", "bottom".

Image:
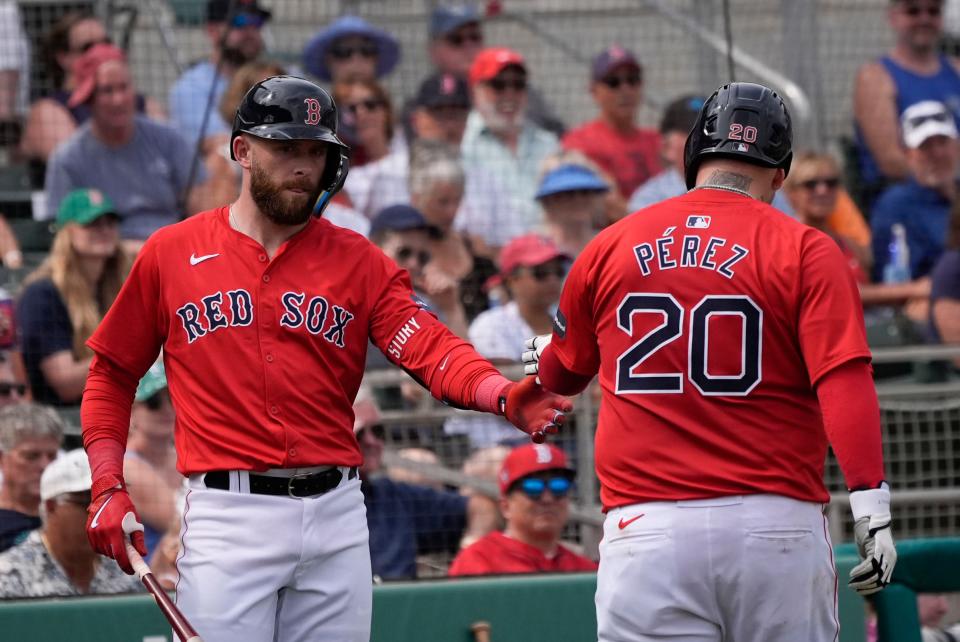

{"left": 125, "top": 540, "right": 203, "bottom": 642}
{"left": 471, "top": 620, "right": 492, "bottom": 642}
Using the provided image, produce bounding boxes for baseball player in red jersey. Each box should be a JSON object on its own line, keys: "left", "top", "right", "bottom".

{"left": 523, "top": 83, "right": 897, "bottom": 641}
{"left": 79, "top": 75, "right": 571, "bottom": 642}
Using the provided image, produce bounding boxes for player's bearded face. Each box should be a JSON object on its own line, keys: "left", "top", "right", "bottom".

{"left": 249, "top": 157, "right": 324, "bottom": 226}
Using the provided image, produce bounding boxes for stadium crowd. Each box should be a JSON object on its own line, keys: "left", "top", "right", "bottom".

{"left": 0, "top": 3, "right": 957, "bottom": 632}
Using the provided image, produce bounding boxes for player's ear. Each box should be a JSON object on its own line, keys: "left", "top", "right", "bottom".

{"left": 771, "top": 167, "right": 786, "bottom": 191}
{"left": 233, "top": 135, "right": 252, "bottom": 168}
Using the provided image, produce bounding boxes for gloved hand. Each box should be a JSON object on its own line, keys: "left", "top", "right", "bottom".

{"left": 521, "top": 334, "right": 552, "bottom": 377}
{"left": 848, "top": 483, "right": 898, "bottom": 596}
{"left": 499, "top": 376, "right": 573, "bottom": 443}
{"left": 86, "top": 473, "right": 146, "bottom": 575}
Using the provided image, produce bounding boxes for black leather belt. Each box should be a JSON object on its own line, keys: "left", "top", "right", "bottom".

{"left": 204, "top": 467, "right": 358, "bottom": 498}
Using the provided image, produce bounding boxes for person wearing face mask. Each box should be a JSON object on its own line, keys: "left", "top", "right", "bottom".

{"left": 448, "top": 443, "right": 596, "bottom": 576}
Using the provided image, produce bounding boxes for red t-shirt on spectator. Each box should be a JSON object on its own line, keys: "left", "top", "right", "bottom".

{"left": 448, "top": 531, "right": 598, "bottom": 577}
{"left": 562, "top": 119, "right": 661, "bottom": 197}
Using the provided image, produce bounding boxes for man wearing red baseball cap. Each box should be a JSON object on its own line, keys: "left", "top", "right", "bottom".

{"left": 444, "top": 234, "right": 569, "bottom": 448}
{"left": 461, "top": 47, "right": 560, "bottom": 237}
{"left": 448, "top": 443, "right": 596, "bottom": 576}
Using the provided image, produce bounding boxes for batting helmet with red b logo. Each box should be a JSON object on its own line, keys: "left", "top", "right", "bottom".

{"left": 683, "top": 82, "right": 793, "bottom": 189}
{"left": 231, "top": 75, "right": 350, "bottom": 215}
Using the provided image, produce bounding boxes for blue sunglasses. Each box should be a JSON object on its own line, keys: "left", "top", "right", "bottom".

{"left": 231, "top": 13, "right": 265, "bottom": 29}
{"left": 518, "top": 476, "right": 572, "bottom": 500}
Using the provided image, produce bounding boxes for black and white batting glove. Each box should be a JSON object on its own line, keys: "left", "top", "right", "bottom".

{"left": 848, "top": 482, "right": 898, "bottom": 596}
{"left": 521, "top": 334, "right": 552, "bottom": 377}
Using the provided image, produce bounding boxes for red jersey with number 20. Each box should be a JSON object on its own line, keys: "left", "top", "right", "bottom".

{"left": 551, "top": 190, "right": 871, "bottom": 510}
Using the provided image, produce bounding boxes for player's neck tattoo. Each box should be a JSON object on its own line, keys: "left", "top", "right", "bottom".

{"left": 691, "top": 170, "right": 757, "bottom": 200}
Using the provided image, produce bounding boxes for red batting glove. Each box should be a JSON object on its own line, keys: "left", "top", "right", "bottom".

{"left": 86, "top": 473, "right": 146, "bottom": 575}
{"left": 500, "top": 376, "right": 574, "bottom": 443}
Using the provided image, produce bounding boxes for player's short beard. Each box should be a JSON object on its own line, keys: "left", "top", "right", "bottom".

{"left": 249, "top": 162, "right": 324, "bottom": 227}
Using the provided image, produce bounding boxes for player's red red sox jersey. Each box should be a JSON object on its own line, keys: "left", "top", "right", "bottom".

{"left": 551, "top": 190, "right": 871, "bottom": 509}
{"left": 88, "top": 207, "right": 443, "bottom": 475}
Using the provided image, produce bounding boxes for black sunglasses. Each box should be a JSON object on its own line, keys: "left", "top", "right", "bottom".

{"left": 346, "top": 99, "right": 385, "bottom": 115}
{"left": 904, "top": 5, "right": 942, "bottom": 17}
{"left": 358, "top": 423, "right": 386, "bottom": 441}
{"left": 0, "top": 382, "right": 26, "bottom": 398}
{"left": 515, "top": 476, "right": 572, "bottom": 500}
{"left": 601, "top": 74, "right": 641, "bottom": 89}
{"left": 74, "top": 37, "right": 112, "bottom": 54}
{"left": 445, "top": 30, "right": 483, "bottom": 47}
{"left": 330, "top": 44, "right": 378, "bottom": 60}
{"left": 907, "top": 111, "right": 951, "bottom": 129}
{"left": 799, "top": 177, "right": 841, "bottom": 191}
{"left": 396, "top": 247, "right": 431, "bottom": 267}
{"left": 487, "top": 77, "right": 527, "bottom": 92}
{"left": 519, "top": 262, "right": 567, "bottom": 281}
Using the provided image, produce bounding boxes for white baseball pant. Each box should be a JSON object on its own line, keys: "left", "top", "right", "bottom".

{"left": 596, "top": 494, "right": 839, "bottom": 642}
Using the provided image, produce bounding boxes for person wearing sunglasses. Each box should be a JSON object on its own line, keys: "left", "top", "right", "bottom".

{"left": 445, "top": 235, "right": 569, "bottom": 448}
{"left": 123, "top": 361, "right": 183, "bottom": 563}
{"left": 169, "top": 0, "right": 271, "bottom": 149}
{"left": 563, "top": 45, "right": 661, "bottom": 203}
{"left": 20, "top": 12, "right": 161, "bottom": 169}
{"left": 784, "top": 152, "right": 871, "bottom": 284}
{"left": 0, "top": 404, "right": 64, "bottom": 554}
{"left": 0, "top": 448, "right": 143, "bottom": 598}
{"left": 463, "top": 47, "right": 561, "bottom": 236}
{"left": 449, "top": 443, "right": 596, "bottom": 577}
{"left": 853, "top": 0, "right": 960, "bottom": 210}
{"left": 302, "top": 15, "right": 400, "bottom": 85}
{"left": 536, "top": 159, "right": 611, "bottom": 257}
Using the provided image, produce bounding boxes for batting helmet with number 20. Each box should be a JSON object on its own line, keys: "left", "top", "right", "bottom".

{"left": 231, "top": 75, "right": 350, "bottom": 216}
{"left": 683, "top": 82, "right": 793, "bottom": 189}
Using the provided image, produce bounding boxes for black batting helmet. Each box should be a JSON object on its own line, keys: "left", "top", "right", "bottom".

{"left": 231, "top": 75, "right": 350, "bottom": 215}
{"left": 683, "top": 82, "right": 793, "bottom": 189}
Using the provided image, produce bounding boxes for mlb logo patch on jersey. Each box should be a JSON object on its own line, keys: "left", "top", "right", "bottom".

{"left": 686, "top": 215, "right": 711, "bottom": 229}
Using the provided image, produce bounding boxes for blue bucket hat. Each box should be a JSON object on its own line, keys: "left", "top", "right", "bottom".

{"left": 536, "top": 165, "right": 610, "bottom": 200}
{"left": 302, "top": 15, "right": 400, "bottom": 82}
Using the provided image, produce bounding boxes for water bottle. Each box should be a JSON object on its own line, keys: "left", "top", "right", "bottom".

{"left": 882, "top": 224, "right": 911, "bottom": 284}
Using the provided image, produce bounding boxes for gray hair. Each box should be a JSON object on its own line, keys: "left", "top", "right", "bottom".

{"left": 408, "top": 140, "right": 466, "bottom": 197}
{"left": 0, "top": 403, "right": 66, "bottom": 452}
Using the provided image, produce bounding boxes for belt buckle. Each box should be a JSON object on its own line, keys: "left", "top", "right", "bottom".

{"left": 287, "top": 472, "right": 314, "bottom": 498}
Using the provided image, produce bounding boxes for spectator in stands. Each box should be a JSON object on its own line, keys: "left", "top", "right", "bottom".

{"left": 919, "top": 594, "right": 960, "bottom": 641}
{"left": 853, "top": 0, "right": 960, "bottom": 207}
{"left": 0, "top": 2, "right": 28, "bottom": 123}
{"left": 410, "top": 72, "right": 472, "bottom": 147}
{"left": 43, "top": 44, "right": 232, "bottom": 247}
{"left": 449, "top": 443, "right": 597, "bottom": 576}
{"left": 125, "top": 361, "right": 183, "bottom": 561}
{"left": 0, "top": 213, "right": 20, "bottom": 268}
{"left": 427, "top": 4, "right": 565, "bottom": 137}
{"left": 303, "top": 15, "right": 400, "bottom": 85}
{"left": 20, "top": 12, "right": 163, "bottom": 169}
{"left": 0, "top": 449, "right": 143, "bottom": 597}
{"left": 0, "top": 353, "right": 25, "bottom": 408}
{"left": 168, "top": 0, "right": 271, "bottom": 149}
{"left": 0, "top": 404, "right": 63, "bottom": 553}
{"left": 563, "top": 45, "right": 660, "bottom": 201}
{"left": 445, "top": 235, "right": 568, "bottom": 448}
{"left": 784, "top": 151, "right": 871, "bottom": 282}
{"left": 462, "top": 47, "right": 560, "bottom": 236}
{"left": 387, "top": 448, "right": 444, "bottom": 490}
{"left": 339, "top": 79, "right": 407, "bottom": 208}
{"left": 409, "top": 144, "right": 499, "bottom": 322}
{"left": 369, "top": 204, "right": 468, "bottom": 340}
{"left": 459, "top": 445, "right": 511, "bottom": 547}
{"left": 18, "top": 189, "right": 130, "bottom": 406}
{"left": 872, "top": 101, "right": 956, "bottom": 284}
{"left": 355, "top": 396, "right": 497, "bottom": 580}
{"left": 536, "top": 162, "right": 609, "bottom": 257}
{"left": 929, "top": 198, "right": 960, "bottom": 367}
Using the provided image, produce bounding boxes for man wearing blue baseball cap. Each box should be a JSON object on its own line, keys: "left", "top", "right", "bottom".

{"left": 537, "top": 162, "right": 610, "bottom": 257}
{"left": 302, "top": 15, "right": 400, "bottom": 83}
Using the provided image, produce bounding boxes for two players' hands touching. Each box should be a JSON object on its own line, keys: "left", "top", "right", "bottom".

{"left": 501, "top": 377, "right": 573, "bottom": 444}
{"left": 848, "top": 484, "right": 898, "bottom": 596}
{"left": 86, "top": 473, "right": 147, "bottom": 575}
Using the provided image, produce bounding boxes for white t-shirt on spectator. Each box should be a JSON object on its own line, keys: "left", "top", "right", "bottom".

{"left": 444, "top": 302, "right": 533, "bottom": 448}
{"left": 0, "top": 2, "right": 30, "bottom": 116}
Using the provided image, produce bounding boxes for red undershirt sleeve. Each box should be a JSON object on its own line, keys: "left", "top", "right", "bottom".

{"left": 815, "top": 357, "right": 885, "bottom": 491}
{"left": 538, "top": 343, "right": 594, "bottom": 396}
{"left": 81, "top": 354, "right": 139, "bottom": 480}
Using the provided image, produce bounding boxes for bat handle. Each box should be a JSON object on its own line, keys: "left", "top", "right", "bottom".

{"left": 125, "top": 542, "right": 151, "bottom": 580}
{"left": 471, "top": 620, "right": 492, "bottom": 642}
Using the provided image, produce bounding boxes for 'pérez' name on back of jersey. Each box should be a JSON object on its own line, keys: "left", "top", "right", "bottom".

{"left": 633, "top": 223, "right": 749, "bottom": 280}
